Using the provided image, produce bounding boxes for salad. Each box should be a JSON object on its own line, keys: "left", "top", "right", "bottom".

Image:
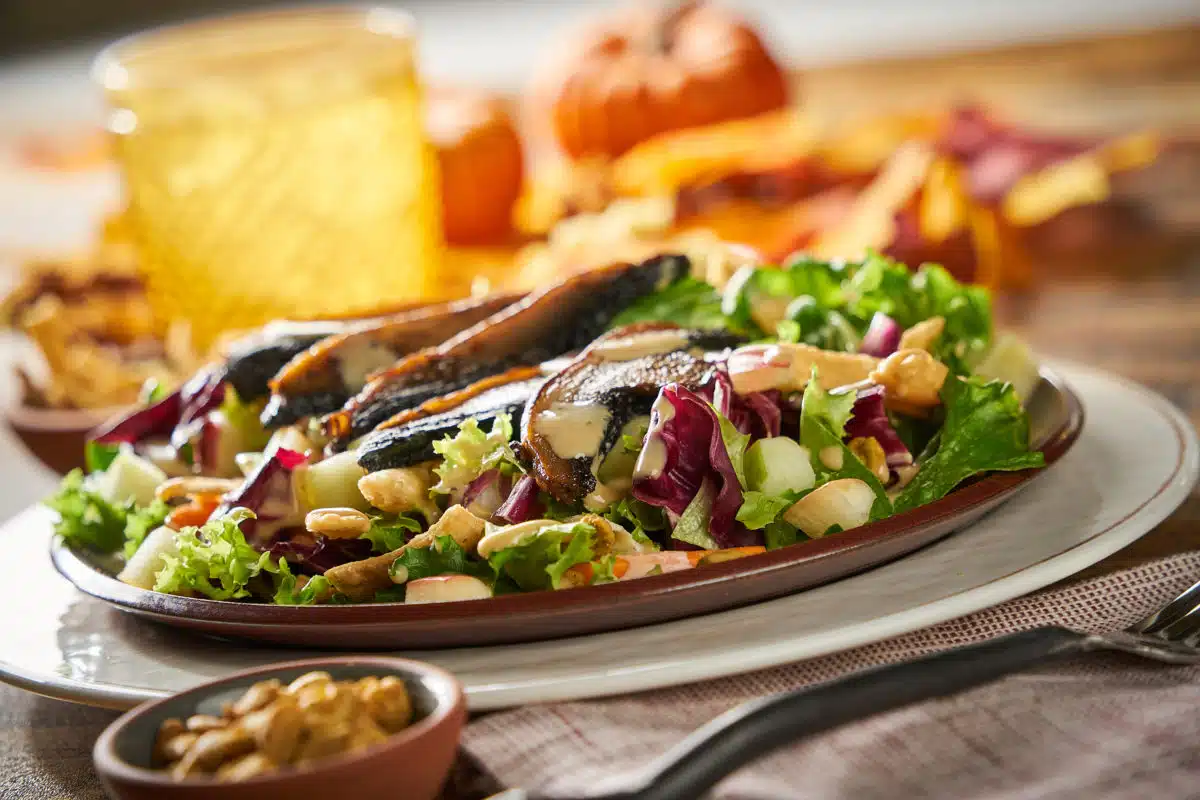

{"left": 46, "top": 251, "right": 1044, "bottom": 606}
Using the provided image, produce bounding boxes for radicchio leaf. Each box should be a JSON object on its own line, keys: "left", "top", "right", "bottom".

{"left": 859, "top": 312, "right": 902, "bottom": 358}
{"left": 845, "top": 385, "right": 913, "bottom": 468}
{"left": 267, "top": 530, "right": 373, "bottom": 574}
{"left": 90, "top": 388, "right": 183, "bottom": 445}
{"left": 462, "top": 469, "right": 513, "bottom": 519}
{"left": 493, "top": 474, "right": 544, "bottom": 524}
{"left": 708, "top": 370, "right": 782, "bottom": 440}
{"left": 633, "top": 380, "right": 762, "bottom": 549}
{"left": 169, "top": 370, "right": 229, "bottom": 467}
{"left": 213, "top": 447, "right": 307, "bottom": 544}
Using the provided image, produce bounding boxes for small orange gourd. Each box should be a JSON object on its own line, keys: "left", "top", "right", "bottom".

{"left": 531, "top": 1, "right": 788, "bottom": 159}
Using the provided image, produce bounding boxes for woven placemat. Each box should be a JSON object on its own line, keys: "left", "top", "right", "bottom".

{"left": 463, "top": 552, "right": 1200, "bottom": 799}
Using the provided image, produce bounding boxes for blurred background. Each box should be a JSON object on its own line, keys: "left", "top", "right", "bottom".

{"left": 0, "top": 0, "right": 1197, "bottom": 518}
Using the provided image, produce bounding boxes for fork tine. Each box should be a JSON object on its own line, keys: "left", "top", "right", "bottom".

{"left": 1128, "top": 578, "right": 1200, "bottom": 634}
{"left": 1154, "top": 605, "right": 1200, "bottom": 648}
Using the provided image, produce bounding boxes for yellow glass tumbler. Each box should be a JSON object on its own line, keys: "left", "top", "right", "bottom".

{"left": 95, "top": 7, "right": 444, "bottom": 347}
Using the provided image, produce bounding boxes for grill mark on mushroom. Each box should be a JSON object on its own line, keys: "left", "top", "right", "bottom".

{"left": 323, "top": 254, "right": 692, "bottom": 446}
{"left": 259, "top": 293, "right": 519, "bottom": 428}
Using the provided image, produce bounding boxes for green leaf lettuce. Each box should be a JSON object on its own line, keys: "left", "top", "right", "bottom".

{"left": 893, "top": 377, "right": 1045, "bottom": 512}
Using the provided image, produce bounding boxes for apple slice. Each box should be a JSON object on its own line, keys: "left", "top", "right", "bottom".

{"left": 404, "top": 575, "right": 493, "bottom": 604}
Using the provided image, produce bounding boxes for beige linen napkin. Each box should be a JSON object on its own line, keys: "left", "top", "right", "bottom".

{"left": 463, "top": 552, "right": 1200, "bottom": 799}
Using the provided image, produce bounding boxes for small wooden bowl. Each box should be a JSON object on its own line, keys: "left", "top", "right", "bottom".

{"left": 93, "top": 657, "right": 467, "bottom": 800}
{"left": 5, "top": 403, "right": 126, "bottom": 474}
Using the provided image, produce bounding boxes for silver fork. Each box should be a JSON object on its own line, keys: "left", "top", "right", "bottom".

{"left": 496, "top": 577, "right": 1200, "bottom": 800}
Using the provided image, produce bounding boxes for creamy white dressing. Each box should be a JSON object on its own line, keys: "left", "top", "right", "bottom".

{"left": 819, "top": 446, "right": 844, "bottom": 471}
{"left": 477, "top": 516, "right": 655, "bottom": 560}
{"left": 590, "top": 330, "right": 690, "bottom": 362}
{"left": 477, "top": 519, "right": 559, "bottom": 558}
{"left": 336, "top": 339, "right": 400, "bottom": 389}
{"left": 607, "top": 521, "right": 656, "bottom": 555}
{"left": 632, "top": 393, "right": 676, "bottom": 480}
{"left": 535, "top": 402, "right": 612, "bottom": 459}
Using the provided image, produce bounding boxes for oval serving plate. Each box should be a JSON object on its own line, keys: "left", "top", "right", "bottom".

{"left": 50, "top": 367, "right": 1083, "bottom": 650}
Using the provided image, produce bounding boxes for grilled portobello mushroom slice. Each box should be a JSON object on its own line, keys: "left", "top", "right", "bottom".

{"left": 325, "top": 254, "right": 692, "bottom": 446}
{"left": 521, "top": 325, "right": 732, "bottom": 505}
{"left": 356, "top": 369, "right": 547, "bottom": 472}
{"left": 223, "top": 321, "right": 348, "bottom": 403}
{"left": 260, "top": 293, "right": 519, "bottom": 428}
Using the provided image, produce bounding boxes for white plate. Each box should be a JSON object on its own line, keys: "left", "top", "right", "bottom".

{"left": 0, "top": 363, "right": 1195, "bottom": 711}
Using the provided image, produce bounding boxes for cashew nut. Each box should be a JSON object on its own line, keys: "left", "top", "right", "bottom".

{"left": 216, "top": 752, "right": 277, "bottom": 781}
{"left": 304, "top": 507, "right": 371, "bottom": 539}
{"left": 155, "top": 669, "right": 417, "bottom": 779}
{"left": 229, "top": 679, "right": 280, "bottom": 717}
{"left": 357, "top": 675, "right": 413, "bottom": 732}
{"left": 170, "top": 726, "right": 255, "bottom": 777}
{"left": 357, "top": 464, "right": 441, "bottom": 521}
{"left": 869, "top": 349, "right": 949, "bottom": 410}
{"left": 185, "top": 714, "right": 228, "bottom": 733}
{"left": 423, "top": 504, "right": 486, "bottom": 552}
{"left": 898, "top": 316, "right": 945, "bottom": 352}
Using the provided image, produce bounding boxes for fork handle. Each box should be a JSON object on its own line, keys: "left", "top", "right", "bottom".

{"left": 618, "top": 626, "right": 1088, "bottom": 800}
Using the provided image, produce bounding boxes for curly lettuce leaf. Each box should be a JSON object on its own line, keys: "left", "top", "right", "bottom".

{"left": 46, "top": 469, "right": 129, "bottom": 553}
{"left": 610, "top": 277, "right": 729, "bottom": 330}
{"left": 722, "top": 253, "right": 992, "bottom": 373}
{"left": 736, "top": 490, "right": 801, "bottom": 530}
{"left": 602, "top": 497, "right": 666, "bottom": 546}
{"left": 909, "top": 264, "right": 992, "bottom": 375}
{"left": 893, "top": 377, "right": 1045, "bottom": 512}
{"left": 800, "top": 375, "right": 892, "bottom": 520}
{"left": 543, "top": 528, "right": 597, "bottom": 588}
{"left": 389, "top": 534, "right": 491, "bottom": 584}
{"left": 153, "top": 508, "right": 275, "bottom": 600}
{"left": 123, "top": 499, "right": 170, "bottom": 559}
{"left": 273, "top": 560, "right": 331, "bottom": 605}
{"left": 431, "top": 412, "right": 518, "bottom": 496}
{"left": 362, "top": 514, "right": 423, "bottom": 554}
{"left": 803, "top": 369, "right": 858, "bottom": 438}
{"left": 486, "top": 522, "right": 602, "bottom": 591}
{"left": 775, "top": 306, "right": 860, "bottom": 353}
{"left": 846, "top": 255, "right": 991, "bottom": 373}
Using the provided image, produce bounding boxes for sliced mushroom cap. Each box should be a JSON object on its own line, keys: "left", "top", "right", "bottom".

{"left": 356, "top": 369, "right": 547, "bottom": 473}
{"left": 522, "top": 324, "right": 729, "bottom": 504}
{"left": 323, "top": 254, "right": 692, "bottom": 445}
{"left": 260, "top": 293, "right": 518, "bottom": 428}
{"left": 222, "top": 322, "right": 346, "bottom": 404}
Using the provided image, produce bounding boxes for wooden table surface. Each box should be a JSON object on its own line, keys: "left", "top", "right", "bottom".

{"left": 3, "top": 24, "right": 1199, "bottom": 800}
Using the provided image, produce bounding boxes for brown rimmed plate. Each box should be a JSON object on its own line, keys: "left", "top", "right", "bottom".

{"left": 50, "top": 367, "right": 1083, "bottom": 650}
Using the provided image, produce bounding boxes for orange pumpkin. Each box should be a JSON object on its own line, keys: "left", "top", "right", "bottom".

{"left": 531, "top": 0, "right": 789, "bottom": 160}
{"left": 427, "top": 88, "right": 525, "bottom": 246}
